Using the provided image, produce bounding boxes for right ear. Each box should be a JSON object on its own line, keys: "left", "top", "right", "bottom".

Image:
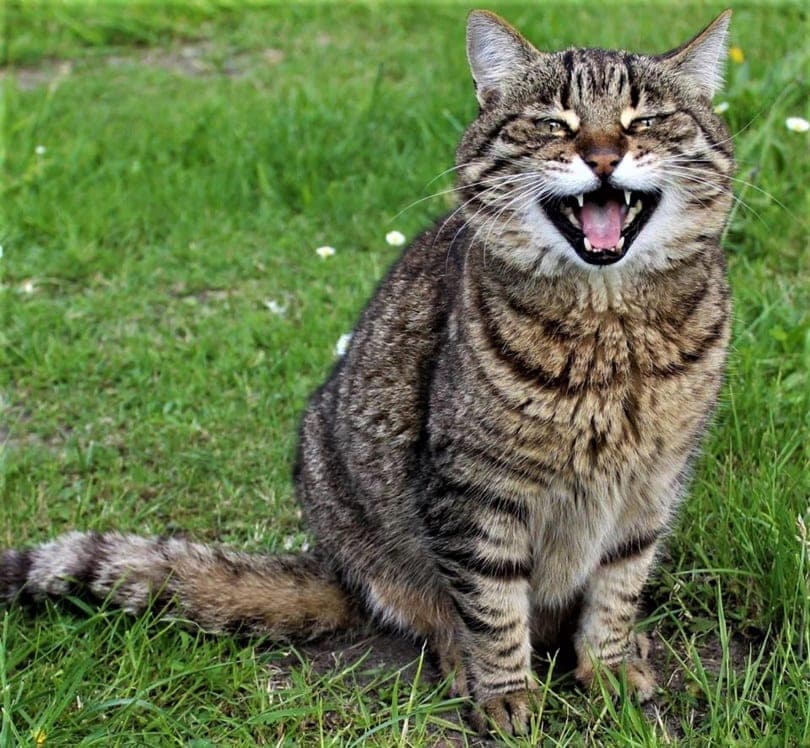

{"left": 466, "top": 10, "right": 541, "bottom": 108}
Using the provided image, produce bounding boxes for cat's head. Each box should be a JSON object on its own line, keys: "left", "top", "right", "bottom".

{"left": 456, "top": 11, "right": 735, "bottom": 277}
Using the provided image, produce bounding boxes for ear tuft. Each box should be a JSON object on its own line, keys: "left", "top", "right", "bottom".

{"left": 661, "top": 10, "right": 732, "bottom": 98}
{"left": 466, "top": 10, "right": 539, "bottom": 108}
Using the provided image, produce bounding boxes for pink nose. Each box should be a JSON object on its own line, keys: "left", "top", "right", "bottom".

{"left": 584, "top": 148, "right": 621, "bottom": 178}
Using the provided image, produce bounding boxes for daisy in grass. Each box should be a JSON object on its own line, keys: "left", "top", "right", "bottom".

{"left": 385, "top": 230, "right": 406, "bottom": 246}
{"left": 315, "top": 245, "right": 336, "bottom": 258}
{"left": 264, "top": 299, "right": 287, "bottom": 316}
{"left": 785, "top": 117, "right": 809, "bottom": 133}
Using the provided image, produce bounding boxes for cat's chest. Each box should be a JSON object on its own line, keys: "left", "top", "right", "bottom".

{"left": 455, "top": 302, "right": 720, "bottom": 482}
{"left": 526, "top": 478, "right": 619, "bottom": 601}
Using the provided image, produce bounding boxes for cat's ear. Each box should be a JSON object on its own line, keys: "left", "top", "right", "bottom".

{"left": 660, "top": 10, "right": 732, "bottom": 98}
{"left": 466, "top": 10, "right": 540, "bottom": 108}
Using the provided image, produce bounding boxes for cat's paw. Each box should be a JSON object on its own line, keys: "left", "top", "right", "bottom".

{"left": 575, "top": 633, "right": 657, "bottom": 702}
{"left": 468, "top": 683, "right": 539, "bottom": 736}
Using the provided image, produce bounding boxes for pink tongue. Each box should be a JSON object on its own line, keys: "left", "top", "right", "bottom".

{"left": 580, "top": 199, "right": 627, "bottom": 250}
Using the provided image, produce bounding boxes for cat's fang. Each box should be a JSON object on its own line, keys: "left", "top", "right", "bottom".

{"left": 624, "top": 190, "right": 632, "bottom": 205}
{"left": 576, "top": 193, "right": 585, "bottom": 208}
{"left": 583, "top": 237, "right": 593, "bottom": 252}
{"left": 562, "top": 204, "right": 581, "bottom": 228}
{"left": 616, "top": 236, "right": 625, "bottom": 250}
{"left": 623, "top": 200, "right": 643, "bottom": 228}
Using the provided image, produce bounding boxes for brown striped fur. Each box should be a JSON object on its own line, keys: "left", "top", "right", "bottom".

{"left": 2, "top": 10, "right": 735, "bottom": 737}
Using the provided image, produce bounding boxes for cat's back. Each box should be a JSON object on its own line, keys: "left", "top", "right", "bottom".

{"left": 293, "top": 212, "right": 468, "bottom": 555}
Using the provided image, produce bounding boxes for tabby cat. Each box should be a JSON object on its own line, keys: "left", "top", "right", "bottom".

{"left": 2, "top": 10, "right": 734, "bottom": 736}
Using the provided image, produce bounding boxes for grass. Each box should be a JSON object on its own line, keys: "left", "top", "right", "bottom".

{"left": 2, "top": 1, "right": 808, "bottom": 745}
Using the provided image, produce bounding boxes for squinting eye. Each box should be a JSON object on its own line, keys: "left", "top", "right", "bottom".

{"left": 538, "top": 119, "right": 567, "bottom": 136}
{"left": 630, "top": 116, "right": 656, "bottom": 132}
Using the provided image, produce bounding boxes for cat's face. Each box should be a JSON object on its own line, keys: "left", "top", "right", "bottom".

{"left": 456, "top": 11, "right": 735, "bottom": 277}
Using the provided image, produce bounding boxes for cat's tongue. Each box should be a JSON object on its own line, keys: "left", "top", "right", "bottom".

{"left": 580, "top": 198, "right": 628, "bottom": 250}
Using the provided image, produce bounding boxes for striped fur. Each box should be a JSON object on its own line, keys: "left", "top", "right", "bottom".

{"left": 2, "top": 10, "right": 735, "bottom": 736}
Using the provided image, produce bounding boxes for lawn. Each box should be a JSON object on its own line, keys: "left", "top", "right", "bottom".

{"left": 1, "top": 1, "right": 808, "bottom": 745}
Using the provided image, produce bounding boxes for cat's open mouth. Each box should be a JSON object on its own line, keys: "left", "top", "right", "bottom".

{"left": 543, "top": 185, "right": 661, "bottom": 266}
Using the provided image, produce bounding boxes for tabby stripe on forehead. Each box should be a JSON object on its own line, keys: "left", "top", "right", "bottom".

{"left": 624, "top": 57, "right": 640, "bottom": 109}
{"left": 560, "top": 50, "right": 574, "bottom": 109}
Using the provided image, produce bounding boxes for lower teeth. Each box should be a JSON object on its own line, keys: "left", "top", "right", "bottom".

{"left": 583, "top": 235, "right": 626, "bottom": 253}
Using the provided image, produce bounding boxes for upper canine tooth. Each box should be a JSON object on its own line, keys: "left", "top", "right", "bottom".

{"left": 624, "top": 190, "right": 632, "bottom": 205}
{"left": 576, "top": 193, "right": 584, "bottom": 208}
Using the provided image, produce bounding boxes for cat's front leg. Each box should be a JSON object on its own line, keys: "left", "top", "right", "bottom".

{"left": 449, "top": 575, "right": 537, "bottom": 735}
{"left": 574, "top": 536, "right": 659, "bottom": 701}
{"left": 425, "top": 492, "right": 537, "bottom": 735}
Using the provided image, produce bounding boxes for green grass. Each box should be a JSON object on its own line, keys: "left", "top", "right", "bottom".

{"left": 2, "top": 1, "right": 808, "bottom": 745}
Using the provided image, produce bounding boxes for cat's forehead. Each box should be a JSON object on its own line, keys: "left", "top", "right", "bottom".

{"left": 531, "top": 49, "right": 666, "bottom": 118}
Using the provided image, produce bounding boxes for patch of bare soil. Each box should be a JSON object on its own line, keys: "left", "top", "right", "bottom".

{"left": 2, "top": 41, "right": 285, "bottom": 90}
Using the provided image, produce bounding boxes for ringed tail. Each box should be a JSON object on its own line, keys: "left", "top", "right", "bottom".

{"left": 0, "top": 531, "right": 357, "bottom": 639}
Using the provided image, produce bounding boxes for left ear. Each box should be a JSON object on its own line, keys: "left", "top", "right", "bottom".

{"left": 659, "top": 10, "right": 732, "bottom": 98}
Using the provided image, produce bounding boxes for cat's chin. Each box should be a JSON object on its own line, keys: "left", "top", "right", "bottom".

{"left": 541, "top": 186, "right": 662, "bottom": 267}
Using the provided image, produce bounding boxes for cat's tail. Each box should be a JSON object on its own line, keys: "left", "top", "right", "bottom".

{"left": 0, "top": 531, "right": 358, "bottom": 639}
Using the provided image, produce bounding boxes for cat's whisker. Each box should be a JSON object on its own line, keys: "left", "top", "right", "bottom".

{"left": 659, "top": 167, "right": 769, "bottom": 221}
{"left": 476, "top": 180, "right": 556, "bottom": 265}
{"left": 656, "top": 173, "right": 767, "bottom": 229}
{"left": 662, "top": 162, "right": 800, "bottom": 220}
{"left": 439, "top": 177, "right": 538, "bottom": 268}
{"left": 394, "top": 172, "right": 541, "bottom": 222}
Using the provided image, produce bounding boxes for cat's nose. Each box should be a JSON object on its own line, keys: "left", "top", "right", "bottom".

{"left": 583, "top": 147, "right": 622, "bottom": 178}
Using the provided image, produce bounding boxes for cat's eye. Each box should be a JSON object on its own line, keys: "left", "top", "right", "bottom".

{"left": 628, "top": 116, "right": 657, "bottom": 133}
{"left": 537, "top": 118, "right": 568, "bottom": 137}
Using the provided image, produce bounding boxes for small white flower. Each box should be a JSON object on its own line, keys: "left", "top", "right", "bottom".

{"left": 786, "top": 116, "right": 809, "bottom": 133}
{"left": 0, "top": 245, "right": 4, "bottom": 259}
{"left": 35, "top": 145, "right": 46, "bottom": 155}
{"left": 263, "top": 299, "right": 287, "bottom": 316}
{"left": 713, "top": 101, "right": 729, "bottom": 114}
{"left": 20, "top": 279, "right": 36, "bottom": 294}
{"left": 385, "top": 230, "right": 406, "bottom": 247}
{"left": 315, "top": 245, "right": 336, "bottom": 259}
{"left": 334, "top": 332, "right": 352, "bottom": 357}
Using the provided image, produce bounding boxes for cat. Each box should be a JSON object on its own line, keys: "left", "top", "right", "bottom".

{"left": 1, "top": 9, "right": 734, "bottom": 736}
